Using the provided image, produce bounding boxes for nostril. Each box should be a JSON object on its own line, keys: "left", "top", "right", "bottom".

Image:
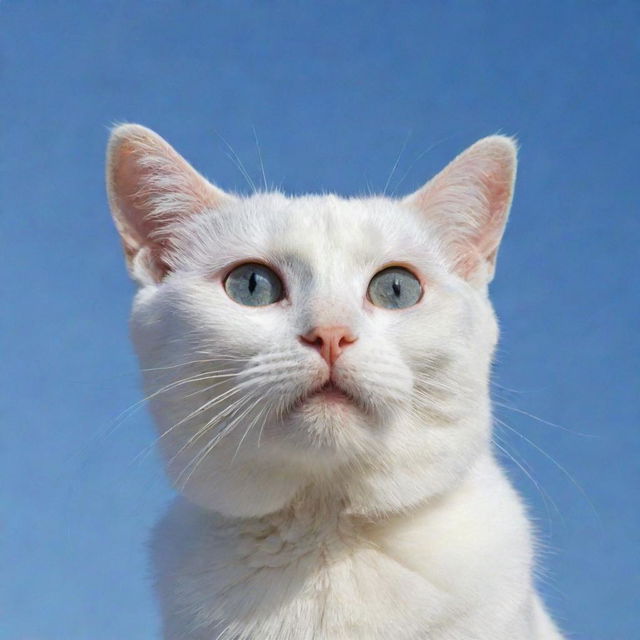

{"left": 300, "top": 333, "right": 324, "bottom": 349}
{"left": 338, "top": 334, "right": 356, "bottom": 348}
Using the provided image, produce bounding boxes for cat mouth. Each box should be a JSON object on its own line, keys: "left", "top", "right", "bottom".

{"left": 290, "top": 380, "right": 363, "bottom": 413}
{"left": 309, "top": 381, "right": 353, "bottom": 403}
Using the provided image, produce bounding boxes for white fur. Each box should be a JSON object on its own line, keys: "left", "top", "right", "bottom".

{"left": 107, "top": 125, "right": 563, "bottom": 639}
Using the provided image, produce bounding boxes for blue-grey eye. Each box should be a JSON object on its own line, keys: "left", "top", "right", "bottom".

{"left": 368, "top": 267, "right": 422, "bottom": 309}
{"left": 224, "top": 263, "right": 284, "bottom": 306}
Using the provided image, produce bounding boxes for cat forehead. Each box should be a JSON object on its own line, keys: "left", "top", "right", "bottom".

{"left": 172, "top": 192, "right": 440, "bottom": 272}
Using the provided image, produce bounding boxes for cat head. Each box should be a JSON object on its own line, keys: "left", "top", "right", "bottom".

{"left": 107, "top": 125, "right": 516, "bottom": 518}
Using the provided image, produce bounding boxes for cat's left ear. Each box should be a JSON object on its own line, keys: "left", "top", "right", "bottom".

{"left": 403, "top": 136, "right": 517, "bottom": 285}
{"left": 106, "top": 124, "right": 235, "bottom": 285}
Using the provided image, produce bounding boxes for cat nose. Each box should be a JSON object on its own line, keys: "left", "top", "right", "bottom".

{"left": 299, "top": 326, "right": 358, "bottom": 366}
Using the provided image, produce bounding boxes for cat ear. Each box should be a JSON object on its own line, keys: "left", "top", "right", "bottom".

{"left": 106, "top": 124, "right": 234, "bottom": 284}
{"left": 403, "top": 136, "right": 517, "bottom": 285}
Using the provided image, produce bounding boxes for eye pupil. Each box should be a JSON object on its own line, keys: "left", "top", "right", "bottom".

{"left": 248, "top": 271, "right": 257, "bottom": 294}
{"left": 367, "top": 267, "right": 422, "bottom": 309}
{"left": 224, "top": 263, "right": 284, "bottom": 306}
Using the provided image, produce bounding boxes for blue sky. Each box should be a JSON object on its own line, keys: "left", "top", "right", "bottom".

{"left": 2, "top": 2, "right": 638, "bottom": 638}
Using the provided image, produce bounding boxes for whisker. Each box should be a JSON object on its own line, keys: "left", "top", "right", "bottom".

{"left": 177, "top": 394, "right": 263, "bottom": 488}
{"left": 252, "top": 125, "right": 268, "bottom": 191}
{"left": 141, "top": 360, "right": 247, "bottom": 373}
{"left": 383, "top": 130, "right": 411, "bottom": 196}
{"left": 492, "top": 435, "right": 560, "bottom": 530}
{"left": 93, "top": 370, "right": 235, "bottom": 450}
{"left": 214, "top": 129, "right": 257, "bottom": 193}
{"left": 256, "top": 404, "right": 271, "bottom": 448}
{"left": 232, "top": 402, "right": 269, "bottom": 463}
{"left": 495, "top": 417, "right": 601, "bottom": 527}
{"left": 132, "top": 386, "right": 248, "bottom": 465}
{"left": 390, "top": 133, "right": 454, "bottom": 196}
{"left": 494, "top": 401, "right": 597, "bottom": 438}
{"left": 166, "top": 391, "right": 251, "bottom": 460}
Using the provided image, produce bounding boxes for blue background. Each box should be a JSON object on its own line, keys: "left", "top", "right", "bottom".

{"left": 2, "top": 2, "right": 638, "bottom": 638}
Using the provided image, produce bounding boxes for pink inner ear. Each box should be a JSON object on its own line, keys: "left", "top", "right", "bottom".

{"left": 404, "top": 136, "right": 517, "bottom": 282}
{"left": 110, "top": 139, "right": 165, "bottom": 261}
{"left": 473, "top": 164, "right": 513, "bottom": 258}
{"left": 107, "top": 125, "right": 233, "bottom": 281}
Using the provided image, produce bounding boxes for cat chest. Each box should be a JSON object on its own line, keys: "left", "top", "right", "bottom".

{"left": 173, "top": 514, "right": 454, "bottom": 639}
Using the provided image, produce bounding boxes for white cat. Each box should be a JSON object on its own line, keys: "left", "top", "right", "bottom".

{"left": 106, "top": 125, "right": 563, "bottom": 639}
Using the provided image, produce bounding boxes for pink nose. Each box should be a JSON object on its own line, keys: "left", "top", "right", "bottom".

{"left": 300, "top": 326, "right": 358, "bottom": 366}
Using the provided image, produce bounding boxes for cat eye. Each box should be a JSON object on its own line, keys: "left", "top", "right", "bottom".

{"left": 367, "top": 267, "right": 422, "bottom": 309}
{"left": 224, "top": 263, "right": 284, "bottom": 306}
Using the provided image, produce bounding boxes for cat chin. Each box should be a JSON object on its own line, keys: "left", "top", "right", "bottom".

{"left": 276, "top": 400, "right": 381, "bottom": 455}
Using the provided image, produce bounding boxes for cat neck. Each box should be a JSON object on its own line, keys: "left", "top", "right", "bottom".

{"left": 221, "top": 446, "right": 496, "bottom": 545}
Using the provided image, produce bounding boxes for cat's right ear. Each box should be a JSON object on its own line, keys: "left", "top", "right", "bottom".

{"left": 106, "top": 124, "right": 234, "bottom": 285}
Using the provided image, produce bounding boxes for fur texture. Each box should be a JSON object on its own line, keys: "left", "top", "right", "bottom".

{"left": 106, "top": 125, "right": 563, "bottom": 639}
